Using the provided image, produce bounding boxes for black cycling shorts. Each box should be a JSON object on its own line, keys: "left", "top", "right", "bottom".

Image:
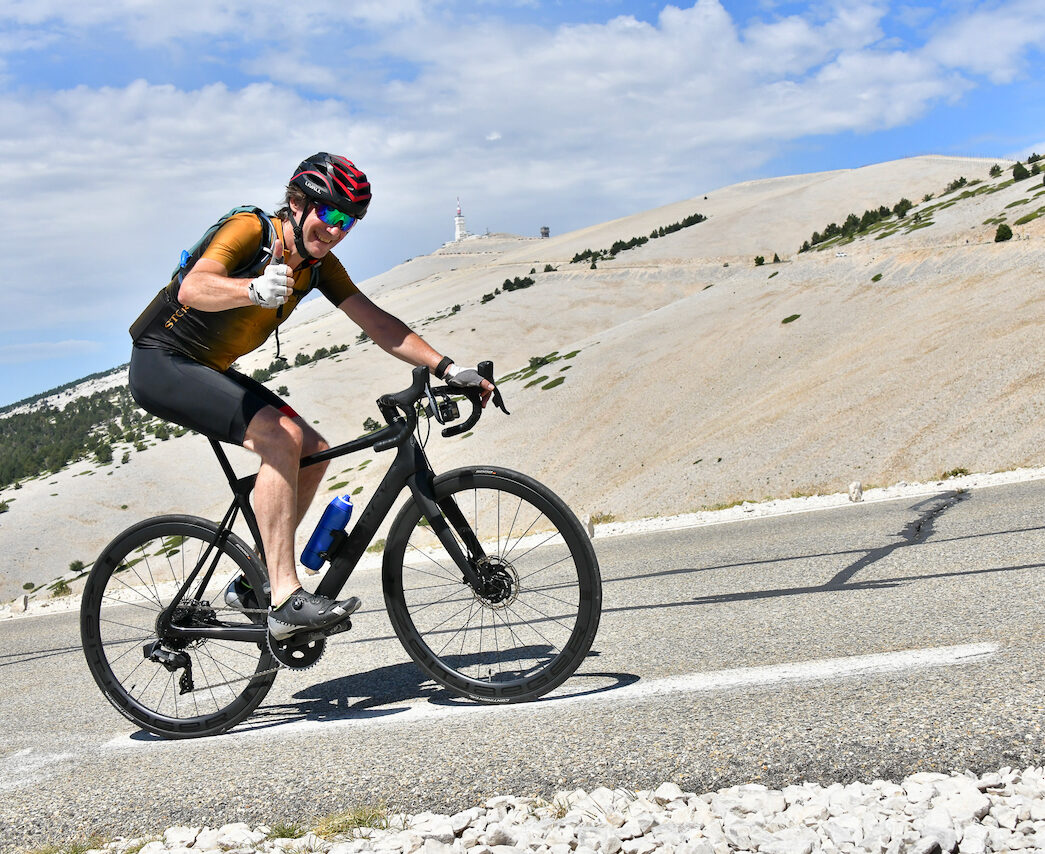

{"left": 128, "top": 345, "right": 299, "bottom": 445}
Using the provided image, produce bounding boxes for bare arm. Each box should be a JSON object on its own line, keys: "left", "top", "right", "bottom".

{"left": 340, "top": 292, "right": 495, "bottom": 405}
{"left": 339, "top": 292, "right": 444, "bottom": 369}
{"left": 177, "top": 258, "right": 256, "bottom": 311}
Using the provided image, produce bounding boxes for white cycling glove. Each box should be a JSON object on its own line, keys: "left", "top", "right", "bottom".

{"left": 248, "top": 263, "right": 293, "bottom": 308}
{"left": 444, "top": 363, "right": 485, "bottom": 388}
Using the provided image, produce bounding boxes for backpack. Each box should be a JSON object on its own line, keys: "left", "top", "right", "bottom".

{"left": 172, "top": 206, "right": 278, "bottom": 284}
{"left": 130, "top": 206, "right": 282, "bottom": 341}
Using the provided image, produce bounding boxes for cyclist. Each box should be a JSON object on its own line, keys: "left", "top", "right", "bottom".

{"left": 127, "top": 152, "right": 493, "bottom": 642}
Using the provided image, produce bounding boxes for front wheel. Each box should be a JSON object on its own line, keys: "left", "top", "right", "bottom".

{"left": 80, "top": 515, "right": 277, "bottom": 738}
{"left": 383, "top": 467, "right": 602, "bottom": 702}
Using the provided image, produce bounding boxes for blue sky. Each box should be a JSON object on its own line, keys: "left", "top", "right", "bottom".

{"left": 1, "top": 0, "right": 1044, "bottom": 407}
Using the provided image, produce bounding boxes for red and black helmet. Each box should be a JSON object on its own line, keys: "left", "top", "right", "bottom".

{"left": 291, "top": 153, "right": 371, "bottom": 219}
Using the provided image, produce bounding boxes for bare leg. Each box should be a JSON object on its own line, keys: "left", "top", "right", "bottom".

{"left": 242, "top": 408, "right": 329, "bottom": 606}
{"left": 294, "top": 421, "right": 330, "bottom": 528}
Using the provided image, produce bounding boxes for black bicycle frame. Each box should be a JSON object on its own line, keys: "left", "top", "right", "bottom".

{"left": 162, "top": 372, "right": 491, "bottom": 643}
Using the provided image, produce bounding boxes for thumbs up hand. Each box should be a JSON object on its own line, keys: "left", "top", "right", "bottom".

{"left": 248, "top": 238, "right": 292, "bottom": 308}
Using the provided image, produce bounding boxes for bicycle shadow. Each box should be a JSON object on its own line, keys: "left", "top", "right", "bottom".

{"left": 237, "top": 646, "right": 635, "bottom": 733}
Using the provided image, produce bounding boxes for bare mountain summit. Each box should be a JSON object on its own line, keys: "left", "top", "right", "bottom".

{"left": 3, "top": 154, "right": 1042, "bottom": 601}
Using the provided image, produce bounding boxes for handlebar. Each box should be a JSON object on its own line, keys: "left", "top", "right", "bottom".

{"left": 371, "top": 362, "right": 509, "bottom": 452}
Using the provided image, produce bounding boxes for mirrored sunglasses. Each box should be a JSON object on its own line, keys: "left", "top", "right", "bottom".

{"left": 315, "top": 204, "right": 359, "bottom": 233}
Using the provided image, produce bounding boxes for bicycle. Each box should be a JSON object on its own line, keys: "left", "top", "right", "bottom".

{"left": 80, "top": 363, "right": 602, "bottom": 738}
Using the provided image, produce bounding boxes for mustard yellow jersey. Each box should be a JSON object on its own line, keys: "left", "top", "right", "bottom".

{"left": 130, "top": 212, "right": 360, "bottom": 371}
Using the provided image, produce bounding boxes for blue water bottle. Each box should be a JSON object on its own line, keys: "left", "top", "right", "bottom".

{"left": 301, "top": 495, "right": 353, "bottom": 572}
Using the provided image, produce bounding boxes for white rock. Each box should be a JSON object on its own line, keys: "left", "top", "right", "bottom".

{"left": 760, "top": 826, "right": 818, "bottom": 854}
{"left": 450, "top": 807, "right": 482, "bottom": 835}
{"left": 544, "top": 824, "right": 577, "bottom": 846}
{"left": 619, "top": 839, "right": 656, "bottom": 854}
{"left": 162, "top": 827, "right": 199, "bottom": 847}
{"left": 676, "top": 841, "right": 715, "bottom": 854}
{"left": 958, "top": 824, "right": 990, "bottom": 854}
{"left": 616, "top": 819, "right": 644, "bottom": 841}
{"left": 822, "top": 815, "right": 861, "bottom": 847}
{"left": 483, "top": 824, "right": 517, "bottom": 847}
{"left": 277, "top": 832, "right": 326, "bottom": 852}
{"left": 908, "top": 837, "right": 943, "bottom": 854}
{"left": 939, "top": 788, "right": 991, "bottom": 824}
{"left": 217, "top": 822, "right": 266, "bottom": 848}
{"left": 652, "top": 783, "right": 684, "bottom": 805}
{"left": 735, "top": 784, "right": 785, "bottom": 816}
{"left": 916, "top": 805, "right": 958, "bottom": 853}
{"left": 193, "top": 828, "right": 222, "bottom": 850}
{"left": 589, "top": 787, "right": 621, "bottom": 812}
{"left": 628, "top": 812, "right": 656, "bottom": 836}
{"left": 578, "top": 827, "right": 622, "bottom": 853}
{"left": 993, "top": 804, "right": 1019, "bottom": 829}
{"left": 412, "top": 813, "right": 455, "bottom": 844}
{"left": 328, "top": 842, "right": 366, "bottom": 854}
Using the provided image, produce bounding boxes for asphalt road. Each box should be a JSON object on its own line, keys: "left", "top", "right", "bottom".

{"left": 1, "top": 480, "right": 1043, "bottom": 852}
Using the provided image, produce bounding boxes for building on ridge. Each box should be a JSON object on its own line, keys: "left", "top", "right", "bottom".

{"left": 454, "top": 199, "right": 469, "bottom": 242}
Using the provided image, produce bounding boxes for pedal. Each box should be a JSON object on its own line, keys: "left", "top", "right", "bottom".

{"left": 325, "top": 618, "right": 353, "bottom": 636}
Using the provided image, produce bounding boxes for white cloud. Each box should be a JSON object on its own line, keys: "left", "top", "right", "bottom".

{"left": 2, "top": 0, "right": 1045, "bottom": 387}
{"left": 922, "top": 0, "right": 1045, "bottom": 83}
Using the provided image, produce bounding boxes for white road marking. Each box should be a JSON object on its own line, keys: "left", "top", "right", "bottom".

{"left": 103, "top": 642, "right": 997, "bottom": 748}
{"left": 0, "top": 748, "right": 77, "bottom": 792}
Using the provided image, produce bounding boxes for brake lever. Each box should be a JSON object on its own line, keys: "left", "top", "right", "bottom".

{"left": 477, "top": 361, "right": 510, "bottom": 415}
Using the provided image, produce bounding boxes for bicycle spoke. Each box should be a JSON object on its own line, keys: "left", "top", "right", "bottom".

{"left": 83, "top": 518, "right": 277, "bottom": 737}
{"left": 403, "top": 544, "right": 464, "bottom": 582}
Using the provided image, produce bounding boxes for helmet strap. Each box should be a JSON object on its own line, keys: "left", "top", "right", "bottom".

{"left": 289, "top": 202, "right": 316, "bottom": 270}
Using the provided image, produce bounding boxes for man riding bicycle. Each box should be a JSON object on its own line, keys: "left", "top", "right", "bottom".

{"left": 127, "top": 152, "right": 493, "bottom": 643}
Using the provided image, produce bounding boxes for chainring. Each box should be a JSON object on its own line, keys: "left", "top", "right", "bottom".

{"left": 267, "top": 632, "right": 327, "bottom": 669}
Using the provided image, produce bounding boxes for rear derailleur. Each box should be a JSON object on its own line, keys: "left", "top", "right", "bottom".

{"left": 143, "top": 640, "right": 194, "bottom": 695}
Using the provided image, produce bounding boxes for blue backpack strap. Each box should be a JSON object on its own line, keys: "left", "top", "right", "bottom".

{"left": 172, "top": 206, "right": 277, "bottom": 286}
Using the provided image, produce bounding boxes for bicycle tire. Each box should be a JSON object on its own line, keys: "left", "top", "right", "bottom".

{"left": 80, "top": 515, "right": 276, "bottom": 738}
{"left": 382, "top": 467, "right": 601, "bottom": 702}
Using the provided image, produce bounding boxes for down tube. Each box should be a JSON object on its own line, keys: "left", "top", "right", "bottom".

{"left": 314, "top": 439, "right": 423, "bottom": 600}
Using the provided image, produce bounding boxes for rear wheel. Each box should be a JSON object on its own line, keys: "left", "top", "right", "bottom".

{"left": 383, "top": 468, "right": 601, "bottom": 702}
{"left": 80, "top": 515, "right": 276, "bottom": 738}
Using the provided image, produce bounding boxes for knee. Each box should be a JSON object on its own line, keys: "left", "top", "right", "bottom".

{"left": 246, "top": 409, "right": 305, "bottom": 461}
{"left": 301, "top": 430, "right": 330, "bottom": 477}
{"left": 306, "top": 432, "right": 330, "bottom": 457}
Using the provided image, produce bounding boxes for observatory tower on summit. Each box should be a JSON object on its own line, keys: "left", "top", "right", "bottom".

{"left": 454, "top": 198, "right": 469, "bottom": 242}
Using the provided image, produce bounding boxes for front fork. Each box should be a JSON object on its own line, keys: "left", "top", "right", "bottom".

{"left": 407, "top": 467, "right": 490, "bottom": 592}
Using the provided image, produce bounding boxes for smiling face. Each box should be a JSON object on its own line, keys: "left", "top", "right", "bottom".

{"left": 286, "top": 197, "right": 348, "bottom": 260}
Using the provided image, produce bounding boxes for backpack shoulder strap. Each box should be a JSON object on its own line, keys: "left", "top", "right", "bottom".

{"left": 171, "top": 206, "right": 277, "bottom": 285}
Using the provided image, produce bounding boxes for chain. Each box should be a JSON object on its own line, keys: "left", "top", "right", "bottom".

{"left": 193, "top": 661, "right": 284, "bottom": 693}
{"left": 171, "top": 602, "right": 334, "bottom": 691}
{"left": 177, "top": 604, "right": 286, "bottom": 691}
{"left": 212, "top": 604, "right": 269, "bottom": 616}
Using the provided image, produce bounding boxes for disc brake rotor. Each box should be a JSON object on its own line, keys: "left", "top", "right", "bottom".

{"left": 474, "top": 557, "right": 519, "bottom": 608}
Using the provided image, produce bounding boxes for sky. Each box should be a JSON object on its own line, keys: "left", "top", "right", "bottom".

{"left": 1, "top": 0, "right": 1044, "bottom": 407}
